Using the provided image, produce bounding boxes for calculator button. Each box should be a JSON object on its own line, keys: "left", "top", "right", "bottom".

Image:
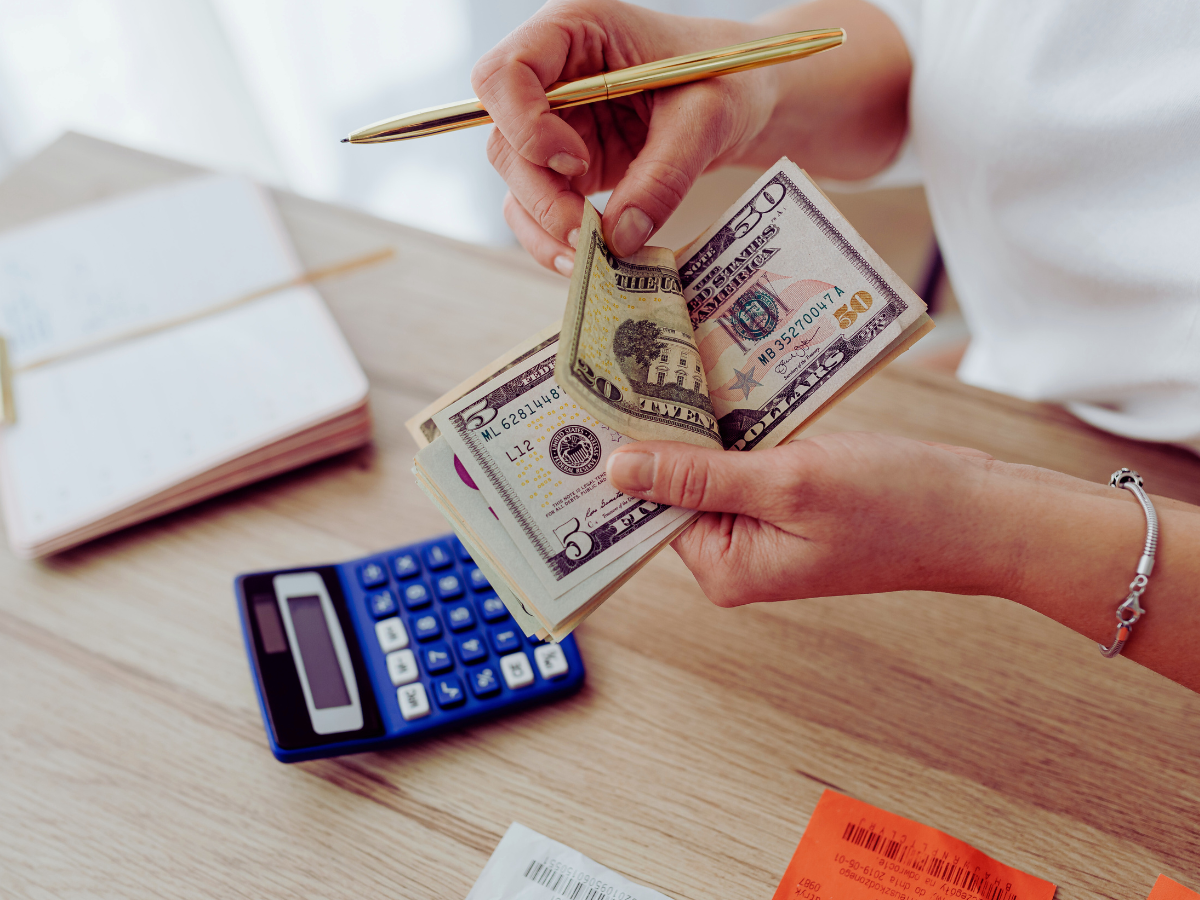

{"left": 413, "top": 611, "right": 443, "bottom": 641}
{"left": 453, "top": 536, "right": 473, "bottom": 562}
{"left": 465, "top": 566, "right": 490, "bottom": 591}
{"left": 397, "top": 682, "right": 431, "bottom": 720}
{"left": 385, "top": 649, "right": 419, "bottom": 686}
{"left": 367, "top": 590, "right": 397, "bottom": 618}
{"left": 469, "top": 666, "right": 501, "bottom": 698}
{"left": 455, "top": 635, "right": 488, "bottom": 665}
{"left": 401, "top": 581, "right": 432, "bottom": 610}
{"left": 391, "top": 553, "right": 420, "bottom": 579}
{"left": 434, "top": 573, "right": 464, "bottom": 600}
{"left": 423, "top": 644, "right": 454, "bottom": 674}
{"left": 477, "top": 595, "right": 509, "bottom": 623}
{"left": 534, "top": 643, "right": 570, "bottom": 679}
{"left": 527, "top": 631, "right": 546, "bottom": 646}
{"left": 434, "top": 675, "right": 466, "bottom": 708}
{"left": 359, "top": 561, "right": 388, "bottom": 589}
{"left": 375, "top": 617, "right": 409, "bottom": 653}
{"left": 423, "top": 542, "right": 453, "bottom": 570}
{"left": 490, "top": 626, "right": 521, "bottom": 655}
{"left": 444, "top": 603, "right": 475, "bottom": 632}
{"left": 499, "top": 652, "right": 535, "bottom": 689}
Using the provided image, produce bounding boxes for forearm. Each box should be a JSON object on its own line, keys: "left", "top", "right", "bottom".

{"left": 984, "top": 468, "right": 1200, "bottom": 692}
{"left": 730, "top": 0, "right": 911, "bottom": 179}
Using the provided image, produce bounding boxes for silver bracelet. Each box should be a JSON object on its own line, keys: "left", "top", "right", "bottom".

{"left": 1098, "top": 468, "right": 1158, "bottom": 658}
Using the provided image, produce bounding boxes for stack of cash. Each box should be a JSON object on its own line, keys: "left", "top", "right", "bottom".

{"left": 409, "top": 159, "right": 931, "bottom": 640}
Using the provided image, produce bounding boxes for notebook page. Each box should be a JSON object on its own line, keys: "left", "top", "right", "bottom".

{"left": 0, "top": 174, "right": 300, "bottom": 368}
{"left": 0, "top": 285, "right": 367, "bottom": 552}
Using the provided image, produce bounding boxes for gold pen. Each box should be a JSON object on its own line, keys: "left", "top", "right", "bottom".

{"left": 343, "top": 28, "right": 845, "bottom": 144}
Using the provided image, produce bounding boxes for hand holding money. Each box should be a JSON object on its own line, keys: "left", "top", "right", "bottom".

{"left": 604, "top": 433, "right": 1007, "bottom": 604}
{"left": 409, "top": 159, "right": 929, "bottom": 640}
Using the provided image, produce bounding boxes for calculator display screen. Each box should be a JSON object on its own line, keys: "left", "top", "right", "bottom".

{"left": 287, "top": 595, "right": 352, "bottom": 709}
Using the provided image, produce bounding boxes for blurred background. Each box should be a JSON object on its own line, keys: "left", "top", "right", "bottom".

{"left": 0, "top": 0, "right": 788, "bottom": 243}
{"left": 0, "top": 0, "right": 958, "bottom": 341}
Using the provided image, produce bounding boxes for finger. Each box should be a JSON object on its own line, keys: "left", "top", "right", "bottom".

{"left": 601, "top": 82, "right": 736, "bottom": 256}
{"left": 471, "top": 14, "right": 590, "bottom": 176}
{"left": 502, "top": 191, "right": 575, "bottom": 276}
{"left": 606, "top": 440, "right": 802, "bottom": 517}
{"left": 488, "top": 127, "right": 586, "bottom": 246}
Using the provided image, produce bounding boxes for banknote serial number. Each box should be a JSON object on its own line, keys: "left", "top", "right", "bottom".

{"left": 753, "top": 289, "right": 875, "bottom": 366}
{"left": 461, "top": 389, "right": 562, "bottom": 442}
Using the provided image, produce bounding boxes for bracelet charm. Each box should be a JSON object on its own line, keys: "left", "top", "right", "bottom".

{"left": 1099, "top": 468, "right": 1158, "bottom": 658}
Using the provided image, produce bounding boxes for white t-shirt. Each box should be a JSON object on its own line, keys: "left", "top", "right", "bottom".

{"left": 868, "top": 0, "right": 1200, "bottom": 446}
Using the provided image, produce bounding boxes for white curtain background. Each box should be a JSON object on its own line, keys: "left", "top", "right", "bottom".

{"left": 0, "top": 0, "right": 782, "bottom": 244}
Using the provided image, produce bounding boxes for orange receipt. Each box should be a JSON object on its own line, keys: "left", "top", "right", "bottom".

{"left": 773, "top": 791, "right": 1056, "bottom": 900}
{"left": 1148, "top": 876, "right": 1199, "bottom": 900}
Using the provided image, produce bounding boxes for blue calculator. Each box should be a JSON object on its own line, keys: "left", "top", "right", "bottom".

{"left": 235, "top": 533, "right": 585, "bottom": 762}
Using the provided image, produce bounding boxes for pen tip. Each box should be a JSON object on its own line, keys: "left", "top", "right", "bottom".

{"left": 341, "top": 138, "right": 349, "bottom": 143}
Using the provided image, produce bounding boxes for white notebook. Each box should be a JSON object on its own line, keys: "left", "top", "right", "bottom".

{"left": 0, "top": 175, "right": 371, "bottom": 558}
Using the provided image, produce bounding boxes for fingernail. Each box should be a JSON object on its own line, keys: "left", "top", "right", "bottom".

{"left": 566, "top": 227, "right": 580, "bottom": 249}
{"left": 612, "top": 207, "right": 654, "bottom": 257}
{"left": 548, "top": 152, "right": 587, "bottom": 177}
{"left": 553, "top": 254, "right": 574, "bottom": 276}
{"left": 608, "top": 450, "right": 655, "bottom": 493}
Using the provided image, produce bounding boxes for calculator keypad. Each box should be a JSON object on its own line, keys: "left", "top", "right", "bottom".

{"left": 375, "top": 618, "right": 409, "bottom": 653}
{"left": 470, "top": 666, "right": 501, "bottom": 698}
{"left": 360, "top": 561, "right": 388, "bottom": 589}
{"left": 444, "top": 603, "right": 475, "bottom": 632}
{"left": 489, "top": 626, "right": 521, "bottom": 655}
{"left": 423, "top": 644, "right": 454, "bottom": 674}
{"left": 434, "top": 573, "right": 464, "bottom": 600}
{"left": 401, "top": 582, "right": 431, "bottom": 610}
{"left": 477, "top": 596, "right": 508, "bottom": 623}
{"left": 499, "top": 652, "right": 535, "bottom": 689}
{"left": 351, "top": 535, "right": 575, "bottom": 728}
{"left": 386, "top": 649, "right": 419, "bottom": 686}
{"left": 397, "top": 683, "right": 431, "bottom": 720}
{"left": 423, "top": 543, "right": 453, "bottom": 570}
{"left": 456, "top": 635, "right": 488, "bottom": 665}
{"left": 392, "top": 553, "right": 420, "bottom": 579}
{"left": 534, "top": 644, "right": 569, "bottom": 679}
{"left": 434, "top": 676, "right": 466, "bottom": 708}
{"left": 367, "top": 590, "right": 397, "bottom": 618}
{"left": 413, "top": 612, "right": 443, "bottom": 641}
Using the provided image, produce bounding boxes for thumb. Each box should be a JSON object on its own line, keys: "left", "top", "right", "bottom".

{"left": 606, "top": 440, "right": 792, "bottom": 516}
{"left": 602, "top": 82, "right": 733, "bottom": 256}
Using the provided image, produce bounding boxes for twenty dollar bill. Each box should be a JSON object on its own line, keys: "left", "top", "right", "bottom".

{"left": 557, "top": 201, "right": 721, "bottom": 448}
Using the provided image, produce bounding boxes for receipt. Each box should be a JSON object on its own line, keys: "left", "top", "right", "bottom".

{"left": 466, "top": 823, "right": 673, "bottom": 900}
{"left": 772, "top": 791, "right": 1055, "bottom": 900}
{"left": 1149, "top": 875, "right": 1199, "bottom": 900}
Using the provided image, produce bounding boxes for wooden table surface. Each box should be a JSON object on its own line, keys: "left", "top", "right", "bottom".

{"left": 2, "top": 134, "right": 1197, "bottom": 900}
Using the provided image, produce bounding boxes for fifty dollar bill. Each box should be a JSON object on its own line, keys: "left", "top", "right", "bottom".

{"left": 557, "top": 158, "right": 932, "bottom": 450}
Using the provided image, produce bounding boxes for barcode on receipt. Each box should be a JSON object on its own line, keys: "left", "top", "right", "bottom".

{"left": 524, "top": 859, "right": 639, "bottom": 900}
{"left": 842, "top": 823, "right": 1019, "bottom": 900}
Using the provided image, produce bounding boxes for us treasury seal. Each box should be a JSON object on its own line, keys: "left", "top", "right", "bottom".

{"left": 547, "top": 425, "right": 602, "bottom": 476}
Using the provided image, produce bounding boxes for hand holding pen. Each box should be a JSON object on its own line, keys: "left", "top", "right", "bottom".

{"left": 347, "top": 0, "right": 907, "bottom": 273}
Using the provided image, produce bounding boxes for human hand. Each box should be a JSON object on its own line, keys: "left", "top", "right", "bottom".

{"left": 607, "top": 431, "right": 1200, "bottom": 692}
{"left": 471, "top": 0, "right": 780, "bottom": 273}
{"left": 605, "top": 432, "right": 1012, "bottom": 605}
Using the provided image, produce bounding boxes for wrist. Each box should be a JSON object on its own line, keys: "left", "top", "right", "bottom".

{"left": 922, "top": 465, "right": 1033, "bottom": 599}
{"left": 985, "top": 474, "right": 1149, "bottom": 638}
